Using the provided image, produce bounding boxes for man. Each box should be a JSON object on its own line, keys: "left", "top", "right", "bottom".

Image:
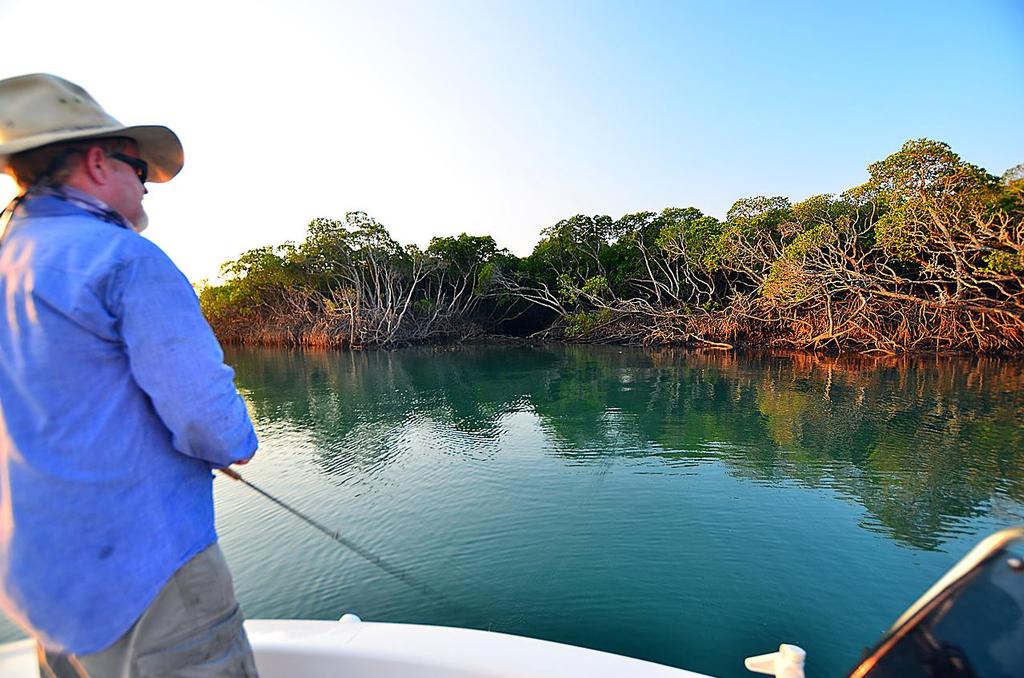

{"left": 0, "top": 74, "right": 259, "bottom": 677}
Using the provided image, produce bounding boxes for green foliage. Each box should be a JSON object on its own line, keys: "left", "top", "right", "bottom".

{"left": 985, "top": 250, "right": 1024, "bottom": 274}
{"left": 601, "top": 211, "right": 657, "bottom": 292}
{"left": 197, "top": 281, "right": 237, "bottom": 322}
{"left": 524, "top": 214, "right": 614, "bottom": 287}
{"left": 581, "top": 275, "right": 610, "bottom": 297}
{"left": 781, "top": 222, "right": 836, "bottom": 261}
{"left": 791, "top": 194, "right": 854, "bottom": 227}
{"left": 864, "top": 139, "right": 998, "bottom": 201}
{"left": 423, "top": 233, "right": 509, "bottom": 309}
{"left": 873, "top": 199, "right": 929, "bottom": 260}
{"left": 476, "top": 257, "right": 509, "bottom": 293}
{"left": 610, "top": 211, "right": 661, "bottom": 242}
{"left": 426, "top": 234, "right": 500, "bottom": 274}
{"left": 556, "top": 273, "right": 578, "bottom": 304}
{"left": 219, "top": 244, "right": 294, "bottom": 287}
{"left": 564, "top": 308, "right": 612, "bottom": 337}
{"left": 712, "top": 196, "right": 794, "bottom": 273}
{"left": 761, "top": 219, "right": 838, "bottom": 303}
{"left": 204, "top": 244, "right": 303, "bottom": 317}
{"left": 655, "top": 211, "right": 724, "bottom": 270}
{"left": 726, "top": 196, "right": 792, "bottom": 233}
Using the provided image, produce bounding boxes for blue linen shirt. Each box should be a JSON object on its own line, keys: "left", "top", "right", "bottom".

{"left": 0, "top": 189, "right": 258, "bottom": 654}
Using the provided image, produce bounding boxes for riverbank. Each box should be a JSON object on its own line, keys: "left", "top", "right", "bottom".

{"left": 201, "top": 139, "right": 1022, "bottom": 355}
{"left": 210, "top": 329, "right": 1024, "bottom": 357}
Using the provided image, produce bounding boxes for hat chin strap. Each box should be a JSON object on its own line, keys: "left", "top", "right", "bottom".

{"left": 0, "top": 193, "right": 26, "bottom": 246}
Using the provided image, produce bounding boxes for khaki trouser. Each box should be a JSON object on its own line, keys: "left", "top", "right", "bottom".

{"left": 38, "top": 543, "right": 258, "bottom": 678}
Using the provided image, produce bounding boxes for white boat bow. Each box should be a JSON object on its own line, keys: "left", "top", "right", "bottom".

{"left": 0, "top": 614, "right": 722, "bottom": 678}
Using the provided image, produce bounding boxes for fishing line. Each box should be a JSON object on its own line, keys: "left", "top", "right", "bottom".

{"left": 217, "top": 467, "right": 474, "bottom": 617}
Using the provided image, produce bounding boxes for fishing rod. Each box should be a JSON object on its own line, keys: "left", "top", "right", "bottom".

{"left": 217, "top": 467, "right": 469, "bottom": 615}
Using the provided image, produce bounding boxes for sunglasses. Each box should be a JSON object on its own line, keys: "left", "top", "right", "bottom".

{"left": 108, "top": 153, "right": 149, "bottom": 185}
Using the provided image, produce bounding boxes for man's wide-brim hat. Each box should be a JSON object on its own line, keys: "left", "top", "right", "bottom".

{"left": 0, "top": 73, "right": 183, "bottom": 183}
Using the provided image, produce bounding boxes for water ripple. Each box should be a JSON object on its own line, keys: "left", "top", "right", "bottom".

{"left": 212, "top": 344, "right": 1024, "bottom": 678}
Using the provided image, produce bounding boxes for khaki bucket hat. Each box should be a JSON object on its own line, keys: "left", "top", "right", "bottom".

{"left": 0, "top": 73, "right": 183, "bottom": 183}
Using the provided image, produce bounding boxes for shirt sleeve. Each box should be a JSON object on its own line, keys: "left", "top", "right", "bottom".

{"left": 111, "top": 248, "right": 258, "bottom": 467}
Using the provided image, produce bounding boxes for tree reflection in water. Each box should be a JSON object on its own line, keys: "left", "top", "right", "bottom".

{"left": 227, "top": 344, "right": 1024, "bottom": 551}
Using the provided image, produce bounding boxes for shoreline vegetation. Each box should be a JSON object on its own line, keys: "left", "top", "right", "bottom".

{"left": 199, "top": 139, "right": 1023, "bottom": 354}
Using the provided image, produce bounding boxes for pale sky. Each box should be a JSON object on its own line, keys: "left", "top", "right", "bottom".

{"left": 1, "top": 0, "right": 1022, "bottom": 282}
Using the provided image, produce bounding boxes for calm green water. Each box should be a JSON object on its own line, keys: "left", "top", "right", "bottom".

{"left": 3, "top": 345, "right": 1023, "bottom": 677}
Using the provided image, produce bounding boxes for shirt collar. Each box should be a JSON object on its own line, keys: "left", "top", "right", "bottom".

{"left": 2, "top": 184, "right": 134, "bottom": 232}
{"left": 28, "top": 185, "right": 135, "bottom": 231}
